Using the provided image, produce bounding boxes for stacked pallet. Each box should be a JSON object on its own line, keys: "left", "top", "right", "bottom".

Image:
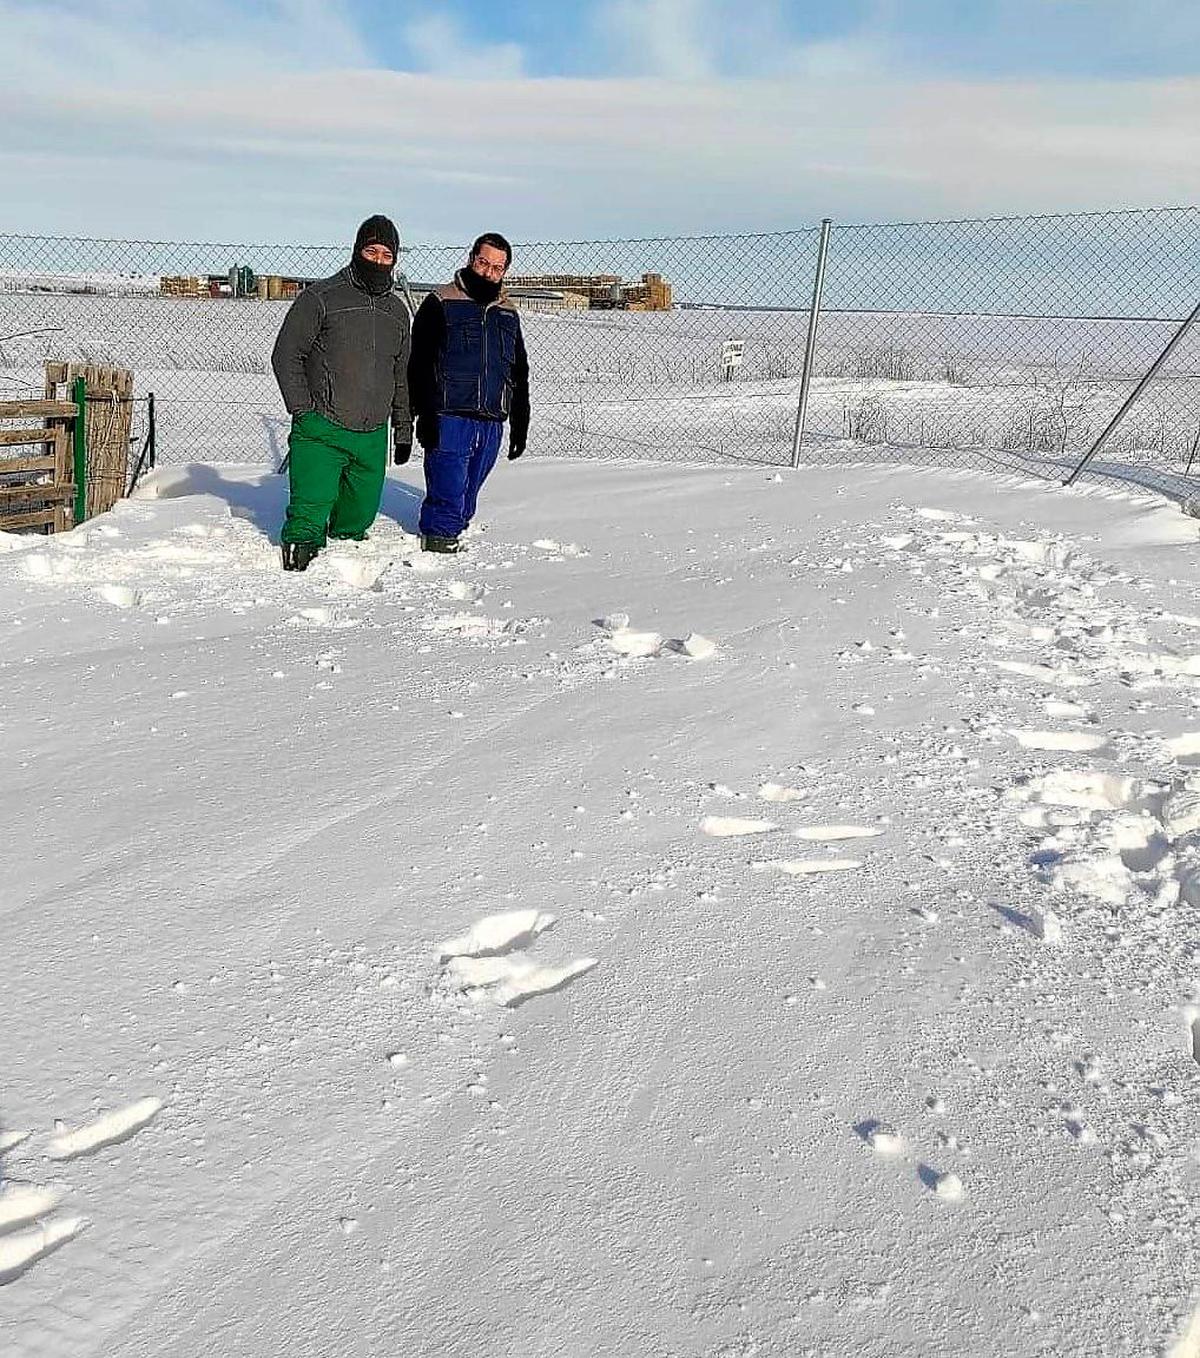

{"left": 160, "top": 275, "right": 202, "bottom": 297}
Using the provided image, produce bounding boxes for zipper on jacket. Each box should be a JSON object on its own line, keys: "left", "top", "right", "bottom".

{"left": 369, "top": 294, "right": 377, "bottom": 400}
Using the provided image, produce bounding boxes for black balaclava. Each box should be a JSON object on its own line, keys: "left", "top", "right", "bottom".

{"left": 458, "top": 261, "right": 503, "bottom": 306}
{"left": 351, "top": 214, "right": 399, "bottom": 295}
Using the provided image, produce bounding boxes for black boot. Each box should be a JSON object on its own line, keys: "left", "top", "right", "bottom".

{"left": 281, "top": 541, "right": 321, "bottom": 571}
{"left": 421, "top": 534, "right": 462, "bottom": 554}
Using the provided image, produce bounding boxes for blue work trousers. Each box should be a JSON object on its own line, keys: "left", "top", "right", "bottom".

{"left": 418, "top": 415, "right": 504, "bottom": 539}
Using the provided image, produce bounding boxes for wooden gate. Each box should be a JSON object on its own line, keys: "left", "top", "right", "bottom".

{"left": 0, "top": 363, "right": 135, "bottom": 533}
{"left": 45, "top": 363, "right": 135, "bottom": 520}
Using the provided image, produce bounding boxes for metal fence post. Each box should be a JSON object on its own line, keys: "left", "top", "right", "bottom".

{"left": 72, "top": 375, "right": 88, "bottom": 524}
{"left": 791, "top": 218, "right": 833, "bottom": 470}
{"left": 1064, "top": 297, "right": 1200, "bottom": 486}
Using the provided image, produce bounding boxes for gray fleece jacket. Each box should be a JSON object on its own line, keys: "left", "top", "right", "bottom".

{"left": 271, "top": 267, "right": 412, "bottom": 439}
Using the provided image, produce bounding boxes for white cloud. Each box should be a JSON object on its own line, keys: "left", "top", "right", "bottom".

{"left": 599, "top": 0, "right": 714, "bottom": 79}
{"left": 405, "top": 11, "right": 526, "bottom": 80}
{"left": 593, "top": 0, "right": 891, "bottom": 80}
{"left": 0, "top": 2, "right": 1196, "bottom": 245}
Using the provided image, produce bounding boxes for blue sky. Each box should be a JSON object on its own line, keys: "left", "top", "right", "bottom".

{"left": 1, "top": 1, "right": 1198, "bottom": 244}
{"left": 354, "top": 0, "right": 1200, "bottom": 81}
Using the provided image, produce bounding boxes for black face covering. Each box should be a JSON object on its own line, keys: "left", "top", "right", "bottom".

{"left": 458, "top": 265, "right": 502, "bottom": 305}
{"left": 351, "top": 214, "right": 399, "bottom": 295}
{"left": 351, "top": 255, "right": 395, "bottom": 295}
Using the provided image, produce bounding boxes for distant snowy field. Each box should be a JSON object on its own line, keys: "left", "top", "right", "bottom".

{"left": 2, "top": 456, "right": 1200, "bottom": 1356}
{"left": 3, "top": 294, "right": 1197, "bottom": 473}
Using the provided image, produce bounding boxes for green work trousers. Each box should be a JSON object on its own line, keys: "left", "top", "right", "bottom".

{"left": 281, "top": 410, "right": 388, "bottom": 546}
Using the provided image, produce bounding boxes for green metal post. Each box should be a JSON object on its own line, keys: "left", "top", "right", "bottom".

{"left": 72, "top": 375, "right": 87, "bottom": 524}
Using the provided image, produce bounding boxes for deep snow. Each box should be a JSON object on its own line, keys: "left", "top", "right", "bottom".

{"left": 2, "top": 457, "right": 1200, "bottom": 1357}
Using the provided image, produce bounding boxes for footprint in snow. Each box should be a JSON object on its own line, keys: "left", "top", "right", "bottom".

{"left": 325, "top": 556, "right": 388, "bottom": 590}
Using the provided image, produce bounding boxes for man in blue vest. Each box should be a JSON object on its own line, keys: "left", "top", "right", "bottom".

{"left": 404, "top": 232, "right": 530, "bottom": 553}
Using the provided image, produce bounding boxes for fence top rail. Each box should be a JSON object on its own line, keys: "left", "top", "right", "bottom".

{"left": 1, "top": 203, "right": 1196, "bottom": 255}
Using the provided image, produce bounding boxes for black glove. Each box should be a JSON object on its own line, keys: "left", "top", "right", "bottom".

{"left": 508, "top": 435, "right": 526, "bottom": 461}
{"left": 415, "top": 412, "right": 439, "bottom": 451}
{"left": 393, "top": 435, "right": 412, "bottom": 466}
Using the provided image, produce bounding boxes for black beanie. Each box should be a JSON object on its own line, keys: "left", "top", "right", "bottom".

{"left": 354, "top": 214, "right": 400, "bottom": 259}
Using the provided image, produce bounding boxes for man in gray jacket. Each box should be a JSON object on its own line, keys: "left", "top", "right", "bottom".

{"left": 271, "top": 215, "right": 412, "bottom": 571}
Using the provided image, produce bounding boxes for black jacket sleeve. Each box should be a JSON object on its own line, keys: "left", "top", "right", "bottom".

{"left": 406, "top": 294, "right": 445, "bottom": 421}
{"left": 271, "top": 287, "right": 323, "bottom": 415}
{"left": 391, "top": 309, "right": 412, "bottom": 441}
{"left": 509, "top": 320, "right": 530, "bottom": 448}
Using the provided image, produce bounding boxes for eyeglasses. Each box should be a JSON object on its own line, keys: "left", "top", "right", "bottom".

{"left": 472, "top": 256, "right": 508, "bottom": 278}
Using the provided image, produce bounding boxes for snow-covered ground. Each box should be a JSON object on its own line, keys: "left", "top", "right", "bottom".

{"left": 2, "top": 457, "right": 1200, "bottom": 1356}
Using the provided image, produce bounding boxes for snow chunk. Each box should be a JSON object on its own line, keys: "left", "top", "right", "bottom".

{"left": 439, "top": 909, "right": 556, "bottom": 960}
{"left": 0, "top": 1185, "right": 63, "bottom": 1232}
{"left": 866, "top": 1124, "right": 905, "bottom": 1156}
{"left": 752, "top": 859, "right": 862, "bottom": 875}
{"left": 0, "top": 1216, "right": 87, "bottom": 1284}
{"left": 95, "top": 583, "right": 142, "bottom": 609}
{"left": 48, "top": 1097, "right": 163, "bottom": 1160}
{"left": 700, "top": 816, "right": 777, "bottom": 838}
{"left": 1010, "top": 730, "right": 1110, "bottom": 753}
{"left": 1032, "top": 908, "right": 1064, "bottom": 946}
{"left": 607, "top": 629, "right": 663, "bottom": 658}
{"left": 792, "top": 825, "right": 882, "bottom": 842}
{"left": 931, "top": 1170, "right": 965, "bottom": 1201}
{"left": 674, "top": 632, "right": 717, "bottom": 661}
{"left": 444, "top": 953, "right": 598, "bottom": 1008}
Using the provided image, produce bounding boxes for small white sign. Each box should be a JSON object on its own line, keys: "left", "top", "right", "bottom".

{"left": 721, "top": 339, "right": 745, "bottom": 378}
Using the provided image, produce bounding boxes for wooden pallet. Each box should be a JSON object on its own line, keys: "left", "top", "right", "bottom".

{"left": 0, "top": 398, "right": 78, "bottom": 533}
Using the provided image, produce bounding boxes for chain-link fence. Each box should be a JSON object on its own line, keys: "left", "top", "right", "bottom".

{"left": 2, "top": 207, "right": 1198, "bottom": 500}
